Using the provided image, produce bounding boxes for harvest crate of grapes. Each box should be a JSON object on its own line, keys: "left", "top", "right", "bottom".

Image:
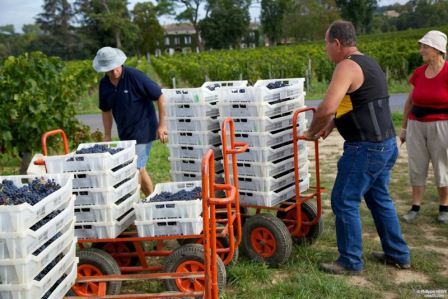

{"left": 254, "top": 78, "right": 305, "bottom": 103}
{"left": 0, "top": 174, "right": 73, "bottom": 233}
{"left": 0, "top": 244, "right": 77, "bottom": 299}
{"left": 0, "top": 196, "right": 75, "bottom": 260}
{"left": 74, "top": 186, "right": 140, "bottom": 223}
{"left": 43, "top": 140, "right": 136, "bottom": 173}
{"left": 134, "top": 181, "right": 203, "bottom": 223}
{"left": 0, "top": 233, "right": 75, "bottom": 284}
{"left": 72, "top": 172, "right": 139, "bottom": 206}
{"left": 70, "top": 157, "right": 137, "bottom": 189}
{"left": 218, "top": 90, "right": 305, "bottom": 117}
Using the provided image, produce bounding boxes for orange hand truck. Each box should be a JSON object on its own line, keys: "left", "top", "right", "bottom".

{"left": 220, "top": 107, "right": 324, "bottom": 267}
{"left": 35, "top": 130, "right": 242, "bottom": 298}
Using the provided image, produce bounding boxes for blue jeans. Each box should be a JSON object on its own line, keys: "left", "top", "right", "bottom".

{"left": 331, "top": 137, "right": 410, "bottom": 271}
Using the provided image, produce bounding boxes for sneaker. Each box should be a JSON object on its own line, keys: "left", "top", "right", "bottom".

{"left": 402, "top": 210, "right": 419, "bottom": 223}
{"left": 319, "top": 262, "right": 362, "bottom": 275}
{"left": 371, "top": 252, "right": 411, "bottom": 269}
{"left": 438, "top": 211, "right": 448, "bottom": 224}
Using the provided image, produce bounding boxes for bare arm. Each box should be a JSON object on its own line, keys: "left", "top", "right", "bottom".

{"left": 156, "top": 94, "right": 168, "bottom": 143}
{"left": 400, "top": 91, "right": 413, "bottom": 144}
{"left": 306, "top": 60, "right": 361, "bottom": 138}
{"left": 402, "top": 91, "right": 413, "bottom": 129}
{"left": 102, "top": 110, "right": 113, "bottom": 142}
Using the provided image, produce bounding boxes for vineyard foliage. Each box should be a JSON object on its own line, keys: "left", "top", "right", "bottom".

{"left": 0, "top": 52, "right": 97, "bottom": 160}
{"left": 152, "top": 25, "right": 448, "bottom": 87}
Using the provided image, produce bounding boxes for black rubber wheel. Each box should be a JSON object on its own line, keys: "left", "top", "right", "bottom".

{"left": 176, "top": 237, "right": 239, "bottom": 269}
{"left": 242, "top": 213, "right": 292, "bottom": 267}
{"left": 164, "top": 244, "right": 226, "bottom": 294}
{"left": 92, "top": 241, "right": 141, "bottom": 267}
{"left": 69, "top": 248, "right": 121, "bottom": 296}
{"left": 276, "top": 201, "right": 324, "bottom": 245}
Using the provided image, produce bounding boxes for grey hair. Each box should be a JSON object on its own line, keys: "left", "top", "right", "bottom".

{"left": 328, "top": 20, "right": 357, "bottom": 47}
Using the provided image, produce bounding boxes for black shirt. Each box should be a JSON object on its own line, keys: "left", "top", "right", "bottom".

{"left": 99, "top": 66, "right": 162, "bottom": 144}
{"left": 334, "top": 55, "right": 396, "bottom": 142}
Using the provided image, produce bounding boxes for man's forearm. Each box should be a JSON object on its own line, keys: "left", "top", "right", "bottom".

{"left": 157, "top": 95, "right": 166, "bottom": 125}
{"left": 102, "top": 111, "right": 113, "bottom": 141}
{"left": 307, "top": 109, "right": 334, "bottom": 137}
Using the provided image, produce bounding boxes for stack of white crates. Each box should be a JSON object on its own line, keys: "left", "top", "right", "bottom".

{"left": 218, "top": 78, "right": 310, "bottom": 207}
{"left": 134, "top": 181, "right": 203, "bottom": 237}
{"left": 0, "top": 174, "right": 77, "bottom": 299}
{"left": 43, "top": 141, "right": 140, "bottom": 239}
{"left": 164, "top": 81, "right": 247, "bottom": 182}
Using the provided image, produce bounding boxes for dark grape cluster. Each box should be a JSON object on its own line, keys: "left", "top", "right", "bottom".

{"left": 266, "top": 81, "right": 288, "bottom": 89}
{"left": 75, "top": 144, "right": 124, "bottom": 155}
{"left": 111, "top": 159, "right": 133, "bottom": 172}
{"left": 0, "top": 178, "right": 61, "bottom": 205}
{"left": 145, "top": 187, "right": 202, "bottom": 203}
{"left": 32, "top": 232, "right": 62, "bottom": 256}
{"left": 34, "top": 253, "right": 63, "bottom": 281}
{"left": 42, "top": 273, "right": 68, "bottom": 299}
{"left": 114, "top": 191, "right": 132, "bottom": 205}
{"left": 30, "top": 210, "right": 62, "bottom": 231}
{"left": 205, "top": 83, "right": 220, "bottom": 91}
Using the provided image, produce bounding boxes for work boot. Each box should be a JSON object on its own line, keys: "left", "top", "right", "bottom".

{"left": 437, "top": 211, "right": 448, "bottom": 224}
{"left": 402, "top": 210, "right": 419, "bottom": 223}
{"left": 371, "top": 252, "right": 411, "bottom": 269}
{"left": 319, "top": 262, "right": 362, "bottom": 275}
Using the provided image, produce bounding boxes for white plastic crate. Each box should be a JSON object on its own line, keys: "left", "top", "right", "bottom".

{"left": 170, "top": 170, "right": 225, "bottom": 183}
{"left": 73, "top": 172, "right": 139, "bottom": 206}
{"left": 168, "top": 144, "right": 222, "bottom": 160}
{"left": 218, "top": 94, "right": 305, "bottom": 118}
{"left": 75, "top": 186, "right": 140, "bottom": 223}
{"left": 166, "top": 116, "right": 220, "bottom": 132}
{"left": 0, "top": 242, "right": 77, "bottom": 299}
{"left": 72, "top": 157, "right": 137, "bottom": 189}
{"left": 0, "top": 174, "right": 73, "bottom": 233}
{"left": 232, "top": 140, "right": 307, "bottom": 163}
{"left": 168, "top": 130, "right": 221, "bottom": 146}
{"left": 229, "top": 151, "right": 308, "bottom": 177}
{"left": 228, "top": 124, "right": 306, "bottom": 148}
{"left": 163, "top": 87, "right": 218, "bottom": 104}
{"left": 135, "top": 217, "right": 203, "bottom": 237}
{"left": 254, "top": 78, "right": 305, "bottom": 104}
{"left": 217, "top": 86, "right": 257, "bottom": 103}
{"left": 165, "top": 101, "right": 219, "bottom": 118}
{"left": 231, "top": 161, "right": 309, "bottom": 193}
{"left": 219, "top": 112, "right": 306, "bottom": 133}
{"left": 74, "top": 208, "right": 135, "bottom": 239}
{"left": 0, "top": 223, "right": 75, "bottom": 284}
{"left": 43, "top": 140, "right": 136, "bottom": 173}
{"left": 201, "top": 80, "right": 248, "bottom": 89}
{"left": 239, "top": 174, "right": 310, "bottom": 207}
{"left": 169, "top": 157, "right": 223, "bottom": 173}
{"left": 0, "top": 195, "right": 75, "bottom": 260}
{"left": 135, "top": 181, "right": 202, "bottom": 221}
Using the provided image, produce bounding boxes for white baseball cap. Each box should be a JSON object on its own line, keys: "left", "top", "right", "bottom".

{"left": 92, "top": 47, "right": 127, "bottom": 72}
{"left": 419, "top": 30, "right": 447, "bottom": 54}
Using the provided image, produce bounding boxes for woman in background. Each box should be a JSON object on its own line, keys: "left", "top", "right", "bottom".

{"left": 400, "top": 30, "right": 448, "bottom": 224}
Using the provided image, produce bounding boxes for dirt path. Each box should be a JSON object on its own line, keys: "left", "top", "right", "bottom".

{"left": 308, "top": 132, "right": 447, "bottom": 297}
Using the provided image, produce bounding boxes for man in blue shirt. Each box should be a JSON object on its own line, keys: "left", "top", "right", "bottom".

{"left": 93, "top": 46, "right": 167, "bottom": 196}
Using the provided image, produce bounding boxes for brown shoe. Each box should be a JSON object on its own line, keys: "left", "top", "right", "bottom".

{"left": 319, "top": 262, "right": 362, "bottom": 275}
{"left": 371, "top": 252, "right": 411, "bottom": 269}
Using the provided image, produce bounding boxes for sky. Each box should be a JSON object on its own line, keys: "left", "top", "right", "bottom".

{"left": 0, "top": 0, "right": 406, "bottom": 33}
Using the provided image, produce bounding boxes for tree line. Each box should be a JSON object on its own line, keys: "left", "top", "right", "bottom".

{"left": 1, "top": 0, "right": 448, "bottom": 60}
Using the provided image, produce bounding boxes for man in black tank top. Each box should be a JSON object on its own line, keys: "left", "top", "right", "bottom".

{"left": 305, "top": 20, "right": 410, "bottom": 275}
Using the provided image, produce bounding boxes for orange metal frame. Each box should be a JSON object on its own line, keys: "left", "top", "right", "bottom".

{"left": 39, "top": 131, "right": 239, "bottom": 299}
{"left": 221, "top": 107, "right": 323, "bottom": 240}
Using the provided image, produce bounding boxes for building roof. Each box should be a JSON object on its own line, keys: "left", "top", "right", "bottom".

{"left": 163, "top": 23, "right": 196, "bottom": 35}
